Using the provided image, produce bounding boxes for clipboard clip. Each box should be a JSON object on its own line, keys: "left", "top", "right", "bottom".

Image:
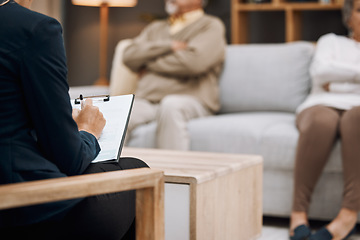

{"left": 74, "top": 94, "right": 110, "bottom": 105}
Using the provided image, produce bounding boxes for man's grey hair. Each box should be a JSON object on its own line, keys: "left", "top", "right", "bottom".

{"left": 342, "top": 0, "right": 354, "bottom": 30}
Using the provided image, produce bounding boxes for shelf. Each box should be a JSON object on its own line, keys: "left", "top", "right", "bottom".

{"left": 231, "top": 0, "right": 344, "bottom": 43}
{"left": 234, "top": 3, "right": 342, "bottom": 11}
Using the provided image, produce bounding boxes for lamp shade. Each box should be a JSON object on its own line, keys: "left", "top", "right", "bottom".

{"left": 72, "top": 0, "right": 137, "bottom": 7}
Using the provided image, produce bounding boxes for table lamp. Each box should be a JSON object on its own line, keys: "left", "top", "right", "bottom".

{"left": 72, "top": 0, "right": 138, "bottom": 86}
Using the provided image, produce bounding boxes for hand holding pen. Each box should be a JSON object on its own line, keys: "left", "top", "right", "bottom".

{"left": 72, "top": 98, "right": 106, "bottom": 139}
{"left": 80, "top": 94, "right": 84, "bottom": 110}
{"left": 72, "top": 94, "right": 84, "bottom": 120}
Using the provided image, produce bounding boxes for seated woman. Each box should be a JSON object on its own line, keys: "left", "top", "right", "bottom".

{"left": 0, "top": 1, "right": 147, "bottom": 239}
{"left": 289, "top": 0, "right": 360, "bottom": 239}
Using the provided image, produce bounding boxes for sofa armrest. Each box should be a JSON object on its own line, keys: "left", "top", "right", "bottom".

{"left": 0, "top": 168, "right": 164, "bottom": 240}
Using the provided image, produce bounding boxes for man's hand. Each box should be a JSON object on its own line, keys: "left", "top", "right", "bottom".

{"left": 138, "top": 67, "right": 147, "bottom": 78}
{"left": 72, "top": 108, "right": 80, "bottom": 120}
{"left": 172, "top": 41, "right": 188, "bottom": 51}
{"left": 73, "top": 99, "right": 106, "bottom": 139}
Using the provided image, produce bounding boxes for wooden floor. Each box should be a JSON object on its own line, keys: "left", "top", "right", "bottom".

{"left": 259, "top": 217, "right": 360, "bottom": 240}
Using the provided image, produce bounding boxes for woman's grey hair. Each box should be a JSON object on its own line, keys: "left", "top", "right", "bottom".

{"left": 342, "top": 0, "right": 354, "bottom": 30}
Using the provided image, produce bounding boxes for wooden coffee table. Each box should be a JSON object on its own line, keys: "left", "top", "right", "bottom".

{"left": 122, "top": 147, "right": 263, "bottom": 240}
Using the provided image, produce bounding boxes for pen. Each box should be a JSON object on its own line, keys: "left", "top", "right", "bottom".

{"left": 80, "top": 94, "right": 84, "bottom": 110}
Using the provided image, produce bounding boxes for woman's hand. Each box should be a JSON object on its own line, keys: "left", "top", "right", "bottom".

{"left": 323, "top": 82, "right": 330, "bottom": 92}
{"left": 73, "top": 99, "right": 106, "bottom": 139}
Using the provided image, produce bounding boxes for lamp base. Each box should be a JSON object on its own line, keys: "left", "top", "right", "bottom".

{"left": 94, "top": 77, "right": 109, "bottom": 86}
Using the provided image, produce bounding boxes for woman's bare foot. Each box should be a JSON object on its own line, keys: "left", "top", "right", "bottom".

{"left": 290, "top": 211, "right": 309, "bottom": 236}
{"left": 326, "top": 208, "right": 357, "bottom": 240}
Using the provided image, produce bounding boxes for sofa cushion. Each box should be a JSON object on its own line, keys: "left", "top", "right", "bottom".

{"left": 128, "top": 122, "right": 157, "bottom": 148}
{"left": 219, "top": 42, "right": 314, "bottom": 113}
{"left": 259, "top": 118, "right": 342, "bottom": 172}
{"left": 188, "top": 112, "right": 342, "bottom": 173}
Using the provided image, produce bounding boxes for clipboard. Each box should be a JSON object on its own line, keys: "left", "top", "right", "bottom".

{"left": 72, "top": 94, "right": 134, "bottom": 163}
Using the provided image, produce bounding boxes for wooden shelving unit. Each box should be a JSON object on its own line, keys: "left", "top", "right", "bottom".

{"left": 231, "top": 0, "right": 344, "bottom": 43}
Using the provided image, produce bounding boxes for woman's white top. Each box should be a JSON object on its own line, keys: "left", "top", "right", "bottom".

{"left": 296, "top": 33, "right": 360, "bottom": 114}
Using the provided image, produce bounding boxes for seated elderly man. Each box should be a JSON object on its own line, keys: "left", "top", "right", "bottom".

{"left": 110, "top": 0, "right": 226, "bottom": 150}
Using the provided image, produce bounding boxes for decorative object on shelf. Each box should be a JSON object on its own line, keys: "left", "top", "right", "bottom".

{"left": 72, "top": 0, "right": 138, "bottom": 86}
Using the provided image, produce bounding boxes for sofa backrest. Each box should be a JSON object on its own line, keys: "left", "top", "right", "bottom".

{"left": 218, "top": 42, "right": 315, "bottom": 114}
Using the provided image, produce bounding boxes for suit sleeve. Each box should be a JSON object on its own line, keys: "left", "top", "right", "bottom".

{"left": 146, "top": 18, "right": 226, "bottom": 77}
{"left": 19, "top": 17, "right": 100, "bottom": 176}
{"left": 122, "top": 22, "right": 173, "bottom": 72}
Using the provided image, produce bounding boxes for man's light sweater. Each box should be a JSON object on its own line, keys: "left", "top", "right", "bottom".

{"left": 123, "top": 12, "right": 226, "bottom": 113}
{"left": 297, "top": 33, "right": 360, "bottom": 113}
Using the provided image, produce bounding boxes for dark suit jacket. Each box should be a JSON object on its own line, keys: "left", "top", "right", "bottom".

{"left": 0, "top": 1, "right": 100, "bottom": 227}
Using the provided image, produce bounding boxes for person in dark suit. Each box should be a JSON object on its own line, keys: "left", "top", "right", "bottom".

{"left": 0, "top": 0, "right": 147, "bottom": 239}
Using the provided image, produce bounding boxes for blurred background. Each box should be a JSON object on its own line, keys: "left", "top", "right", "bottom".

{"left": 31, "top": 0, "right": 346, "bottom": 86}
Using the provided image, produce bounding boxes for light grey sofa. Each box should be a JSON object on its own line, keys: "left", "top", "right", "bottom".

{"left": 69, "top": 42, "right": 351, "bottom": 221}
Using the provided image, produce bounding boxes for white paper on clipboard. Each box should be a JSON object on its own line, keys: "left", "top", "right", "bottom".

{"left": 72, "top": 94, "right": 134, "bottom": 163}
